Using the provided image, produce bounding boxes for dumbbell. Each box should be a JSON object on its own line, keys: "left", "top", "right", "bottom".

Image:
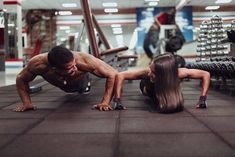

{"left": 165, "top": 35, "right": 184, "bottom": 52}
{"left": 227, "top": 29, "right": 235, "bottom": 43}
{"left": 221, "top": 63, "right": 231, "bottom": 79}
{"left": 210, "top": 62, "right": 222, "bottom": 77}
{"left": 228, "top": 63, "right": 235, "bottom": 78}
{"left": 174, "top": 54, "right": 185, "bottom": 68}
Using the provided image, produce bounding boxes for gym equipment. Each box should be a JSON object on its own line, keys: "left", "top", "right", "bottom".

{"left": 197, "top": 15, "right": 228, "bottom": 61}
{"left": 78, "top": 0, "right": 137, "bottom": 71}
{"left": 79, "top": 0, "right": 129, "bottom": 58}
{"left": 165, "top": 35, "right": 185, "bottom": 68}
{"left": 143, "top": 6, "right": 186, "bottom": 61}
{"left": 29, "top": 81, "right": 48, "bottom": 94}
{"left": 165, "top": 35, "right": 184, "bottom": 53}
{"left": 186, "top": 60, "right": 235, "bottom": 79}
{"left": 220, "top": 29, "right": 235, "bottom": 44}
{"left": 23, "top": 38, "right": 43, "bottom": 67}
{"left": 174, "top": 54, "right": 185, "bottom": 68}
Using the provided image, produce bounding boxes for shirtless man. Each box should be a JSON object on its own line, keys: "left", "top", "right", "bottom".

{"left": 14, "top": 46, "right": 117, "bottom": 112}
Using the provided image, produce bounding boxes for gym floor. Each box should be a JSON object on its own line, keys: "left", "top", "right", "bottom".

{"left": 0, "top": 74, "right": 235, "bottom": 157}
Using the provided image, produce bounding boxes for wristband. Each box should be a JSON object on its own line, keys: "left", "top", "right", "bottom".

{"left": 198, "top": 96, "right": 207, "bottom": 108}
{"left": 113, "top": 98, "right": 125, "bottom": 110}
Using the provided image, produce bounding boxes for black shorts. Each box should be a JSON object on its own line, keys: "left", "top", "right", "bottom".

{"left": 139, "top": 79, "right": 155, "bottom": 98}
{"left": 65, "top": 73, "right": 90, "bottom": 93}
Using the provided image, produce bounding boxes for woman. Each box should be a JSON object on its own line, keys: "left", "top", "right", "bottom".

{"left": 113, "top": 53, "right": 210, "bottom": 113}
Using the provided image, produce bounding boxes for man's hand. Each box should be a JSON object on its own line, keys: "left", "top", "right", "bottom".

{"left": 13, "top": 104, "right": 37, "bottom": 112}
{"left": 92, "top": 103, "right": 113, "bottom": 111}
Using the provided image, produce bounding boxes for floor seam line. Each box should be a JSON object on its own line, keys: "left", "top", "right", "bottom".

{"left": 185, "top": 109, "right": 235, "bottom": 151}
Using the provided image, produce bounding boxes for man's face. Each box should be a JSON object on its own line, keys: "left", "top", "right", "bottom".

{"left": 54, "top": 59, "right": 77, "bottom": 76}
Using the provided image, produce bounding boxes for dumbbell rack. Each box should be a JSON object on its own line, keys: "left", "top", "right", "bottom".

{"left": 197, "top": 15, "right": 228, "bottom": 61}
{"left": 186, "top": 58, "right": 235, "bottom": 95}
{"left": 197, "top": 20, "right": 210, "bottom": 61}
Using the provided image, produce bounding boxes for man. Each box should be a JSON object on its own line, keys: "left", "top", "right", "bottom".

{"left": 14, "top": 46, "right": 116, "bottom": 112}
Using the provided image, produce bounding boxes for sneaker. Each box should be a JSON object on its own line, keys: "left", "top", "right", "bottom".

{"left": 82, "top": 82, "right": 91, "bottom": 95}
{"left": 198, "top": 96, "right": 207, "bottom": 109}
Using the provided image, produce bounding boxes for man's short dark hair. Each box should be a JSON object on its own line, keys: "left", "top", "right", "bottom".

{"left": 48, "top": 46, "right": 74, "bottom": 68}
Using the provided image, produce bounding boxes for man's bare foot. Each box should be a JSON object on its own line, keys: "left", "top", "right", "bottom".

{"left": 13, "top": 105, "right": 37, "bottom": 112}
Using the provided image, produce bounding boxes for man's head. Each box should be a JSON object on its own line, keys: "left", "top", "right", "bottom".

{"left": 48, "top": 46, "right": 77, "bottom": 76}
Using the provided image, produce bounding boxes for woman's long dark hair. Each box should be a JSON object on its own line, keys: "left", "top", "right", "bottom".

{"left": 152, "top": 53, "right": 183, "bottom": 113}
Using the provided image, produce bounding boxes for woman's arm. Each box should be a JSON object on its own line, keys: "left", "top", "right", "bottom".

{"left": 179, "top": 68, "right": 210, "bottom": 96}
{"left": 112, "top": 68, "right": 149, "bottom": 110}
{"left": 179, "top": 68, "right": 211, "bottom": 108}
{"left": 114, "top": 68, "right": 149, "bottom": 99}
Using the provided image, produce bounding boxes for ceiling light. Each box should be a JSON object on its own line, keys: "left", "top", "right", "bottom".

{"left": 145, "top": 0, "right": 160, "bottom": 2}
{"left": 113, "top": 30, "right": 123, "bottom": 34}
{"left": 147, "top": 8, "right": 154, "bottom": 11}
{"left": 215, "top": 0, "right": 232, "bottom": 4}
{"left": 113, "top": 27, "right": 123, "bottom": 34}
{"left": 8, "top": 24, "right": 15, "bottom": 27}
{"left": 104, "top": 8, "right": 118, "bottom": 13}
{"left": 60, "top": 38, "right": 67, "bottom": 41}
{"left": 205, "top": 6, "right": 220, "bottom": 10}
{"left": 111, "top": 24, "right": 122, "bottom": 28}
{"left": 112, "top": 27, "right": 122, "bottom": 32}
{"left": 148, "top": 1, "right": 158, "bottom": 6}
{"left": 59, "top": 26, "right": 70, "bottom": 30}
{"left": 58, "top": 11, "right": 72, "bottom": 15}
{"left": 62, "top": 3, "right": 77, "bottom": 8}
{"left": 102, "top": 2, "right": 118, "bottom": 7}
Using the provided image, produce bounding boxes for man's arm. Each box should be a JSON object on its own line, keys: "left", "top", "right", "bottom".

{"left": 15, "top": 56, "right": 45, "bottom": 111}
{"left": 81, "top": 54, "right": 118, "bottom": 110}
{"left": 15, "top": 68, "right": 36, "bottom": 110}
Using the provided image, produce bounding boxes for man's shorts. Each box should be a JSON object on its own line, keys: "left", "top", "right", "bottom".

{"left": 65, "top": 73, "right": 90, "bottom": 93}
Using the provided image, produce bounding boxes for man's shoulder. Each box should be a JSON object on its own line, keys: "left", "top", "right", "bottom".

{"left": 73, "top": 51, "right": 91, "bottom": 58}
{"left": 73, "top": 52, "right": 96, "bottom": 63}
{"left": 27, "top": 54, "right": 49, "bottom": 74}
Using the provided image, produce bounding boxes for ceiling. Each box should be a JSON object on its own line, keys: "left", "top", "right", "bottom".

{"left": 0, "top": 0, "right": 235, "bottom": 10}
